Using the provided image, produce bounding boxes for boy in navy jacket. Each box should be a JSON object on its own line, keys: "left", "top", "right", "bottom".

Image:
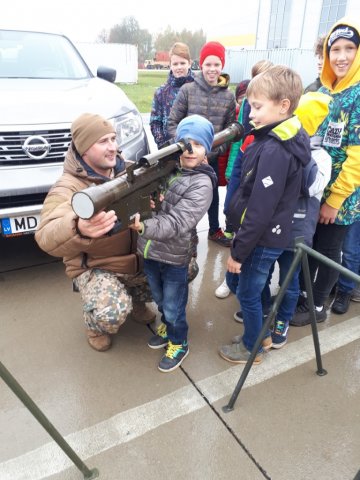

{"left": 219, "top": 65, "right": 311, "bottom": 365}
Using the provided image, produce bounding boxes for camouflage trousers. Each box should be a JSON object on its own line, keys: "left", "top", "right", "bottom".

{"left": 73, "top": 268, "right": 153, "bottom": 334}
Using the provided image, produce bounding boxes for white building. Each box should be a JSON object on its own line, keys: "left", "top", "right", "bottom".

{"left": 223, "top": 0, "right": 360, "bottom": 84}
{"left": 256, "top": 0, "right": 360, "bottom": 50}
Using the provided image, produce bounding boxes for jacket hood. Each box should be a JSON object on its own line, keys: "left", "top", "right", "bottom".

{"left": 63, "top": 145, "right": 125, "bottom": 183}
{"left": 195, "top": 72, "right": 230, "bottom": 90}
{"left": 218, "top": 73, "right": 231, "bottom": 87}
{"left": 262, "top": 116, "right": 311, "bottom": 168}
{"left": 321, "top": 17, "right": 360, "bottom": 92}
{"left": 274, "top": 116, "right": 311, "bottom": 167}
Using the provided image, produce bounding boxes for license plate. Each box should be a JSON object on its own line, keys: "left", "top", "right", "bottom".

{"left": 1, "top": 214, "right": 40, "bottom": 237}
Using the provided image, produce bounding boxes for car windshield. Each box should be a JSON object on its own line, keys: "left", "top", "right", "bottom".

{"left": 0, "top": 30, "right": 91, "bottom": 79}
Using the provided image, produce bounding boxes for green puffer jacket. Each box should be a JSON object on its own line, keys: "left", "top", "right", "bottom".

{"left": 167, "top": 72, "right": 236, "bottom": 162}
{"left": 225, "top": 100, "right": 245, "bottom": 180}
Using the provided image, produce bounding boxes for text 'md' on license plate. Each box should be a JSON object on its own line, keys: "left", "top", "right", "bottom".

{"left": 1, "top": 214, "right": 40, "bottom": 237}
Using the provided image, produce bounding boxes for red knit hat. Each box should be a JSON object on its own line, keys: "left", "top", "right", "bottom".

{"left": 199, "top": 41, "right": 225, "bottom": 68}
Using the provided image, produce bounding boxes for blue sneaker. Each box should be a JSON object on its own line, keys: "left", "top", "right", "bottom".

{"left": 271, "top": 319, "right": 289, "bottom": 349}
{"left": 158, "top": 341, "right": 189, "bottom": 372}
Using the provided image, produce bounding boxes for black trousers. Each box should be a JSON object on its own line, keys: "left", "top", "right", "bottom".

{"left": 308, "top": 223, "right": 350, "bottom": 306}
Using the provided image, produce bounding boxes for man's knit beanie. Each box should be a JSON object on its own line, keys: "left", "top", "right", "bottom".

{"left": 175, "top": 115, "right": 214, "bottom": 154}
{"left": 295, "top": 92, "right": 331, "bottom": 136}
{"left": 199, "top": 41, "right": 225, "bottom": 68}
{"left": 71, "top": 113, "right": 115, "bottom": 156}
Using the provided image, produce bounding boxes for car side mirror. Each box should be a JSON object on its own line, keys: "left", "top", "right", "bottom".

{"left": 97, "top": 66, "right": 116, "bottom": 83}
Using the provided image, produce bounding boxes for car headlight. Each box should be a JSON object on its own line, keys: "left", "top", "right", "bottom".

{"left": 113, "top": 111, "right": 143, "bottom": 147}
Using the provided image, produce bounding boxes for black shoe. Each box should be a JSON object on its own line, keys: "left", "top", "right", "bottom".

{"left": 208, "top": 229, "right": 232, "bottom": 247}
{"left": 290, "top": 301, "right": 327, "bottom": 327}
{"left": 331, "top": 290, "right": 351, "bottom": 314}
{"left": 296, "top": 293, "right": 307, "bottom": 307}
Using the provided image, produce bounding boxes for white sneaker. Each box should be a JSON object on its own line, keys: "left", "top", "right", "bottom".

{"left": 215, "top": 279, "right": 231, "bottom": 298}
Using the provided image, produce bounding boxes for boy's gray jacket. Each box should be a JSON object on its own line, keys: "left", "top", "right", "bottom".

{"left": 290, "top": 136, "right": 331, "bottom": 247}
{"left": 137, "top": 164, "right": 217, "bottom": 265}
{"left": 167, "top": 72, "right": 236, "bottom": 160}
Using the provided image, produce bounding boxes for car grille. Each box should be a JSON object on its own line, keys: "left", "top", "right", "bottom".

{"left": 0, "top": 192, "right": 48, "bottom": 209}
{"left": 0, "top": 129, "right": 71, "bottom": 166}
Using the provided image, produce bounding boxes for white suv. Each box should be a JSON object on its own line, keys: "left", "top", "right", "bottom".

{"left": 0, "top": 29, "right": 149, "bottom": 237}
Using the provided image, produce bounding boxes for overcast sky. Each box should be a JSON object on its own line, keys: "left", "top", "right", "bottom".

{"left": 2, "top": 0, "right": 258, "bottom": 42}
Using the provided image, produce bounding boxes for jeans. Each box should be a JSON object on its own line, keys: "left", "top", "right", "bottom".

{"left": 309, "top": 223, "right": 350, "bottom": 306}
{"left": 235, "top": 246, "right": 283, "bottom": 352}
{"left": 144, "top": 259, "right": 189, "bottom": 344}
{"left": 337, "top": 221, "right": 360, "bottom": 293}
{"left": 273, "top": 250, "right": 301, "bottom": 323}
{"left": 208, "top": 159, "right": 219, "bottom": 233}
{"left": 226, "top": 271, "right": 239, "bottom": 295}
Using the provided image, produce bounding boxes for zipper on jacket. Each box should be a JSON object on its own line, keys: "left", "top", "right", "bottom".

{"left": 81, "top": 252, "right": 88, "bottom": 269}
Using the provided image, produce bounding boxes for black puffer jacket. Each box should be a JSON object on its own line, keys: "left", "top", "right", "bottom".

{"left": 167, "top": 72, "right": 236, "bottom": 161}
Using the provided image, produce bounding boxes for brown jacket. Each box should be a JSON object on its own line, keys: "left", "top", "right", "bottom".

{"left": 35, "top": 145, "right": 140, "bottom": 279}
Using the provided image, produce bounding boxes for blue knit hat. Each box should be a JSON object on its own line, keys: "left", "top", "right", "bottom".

{"left": 175, "top": 115, "right": 214, "bottom": 154}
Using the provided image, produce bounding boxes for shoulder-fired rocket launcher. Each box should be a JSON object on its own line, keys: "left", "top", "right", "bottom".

{"left": 71, "top": 121, "right": 244, "bottom": 231}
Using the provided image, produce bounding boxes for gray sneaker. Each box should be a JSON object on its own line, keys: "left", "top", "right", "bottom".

{"left": 232, "top": 334, "right": 272, "bottom": 351}
{"left": 351, "top": 285, "right": 360, "bottom": 302}
{"left": 218, "top": 342, "right": 263, "bottom": 364}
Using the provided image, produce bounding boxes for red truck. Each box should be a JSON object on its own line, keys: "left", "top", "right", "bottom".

{"left": 145, "top": 51, "right": 170, "bottom": 69}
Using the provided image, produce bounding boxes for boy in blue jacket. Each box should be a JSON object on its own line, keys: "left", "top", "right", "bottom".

{"left": 219, "top": 65, "right": 311, "bottom": 365}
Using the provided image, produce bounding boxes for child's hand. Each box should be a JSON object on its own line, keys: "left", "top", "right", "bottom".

{"left": 150, "top": 193, "right": 164, "bottom": 209}
{"left": 227, "top": 256, "right": 241, "bottom": 274}
{"left": 318, "top": 203, "right": 338, "bottom": 224}
{"left": 128, "top": 213, "right": 144, "bottom": 233}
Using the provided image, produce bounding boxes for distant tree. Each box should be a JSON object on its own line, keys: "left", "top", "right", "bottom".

{"left": 189, "top": 29, "right": 207, "bottom": 60}
{"left": 107, "top": 16, "right": 152, "bottom": 64}
{"left": 138, "top": 29, "right": 153, "bottom": 64}
{"left": 96, "top": 29, "right": 108, "bottom": 43}
{"left": 154, "top": 28, "right": 206, "bottom": 60}
{"left": 153, "top": 26, "right": 178, "bottom": 51}
{"left": 108, "top": 16, "right": 140, "bottom": 44}
{"left": 103, "top": 18, "right": 206, "bottom": 65}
